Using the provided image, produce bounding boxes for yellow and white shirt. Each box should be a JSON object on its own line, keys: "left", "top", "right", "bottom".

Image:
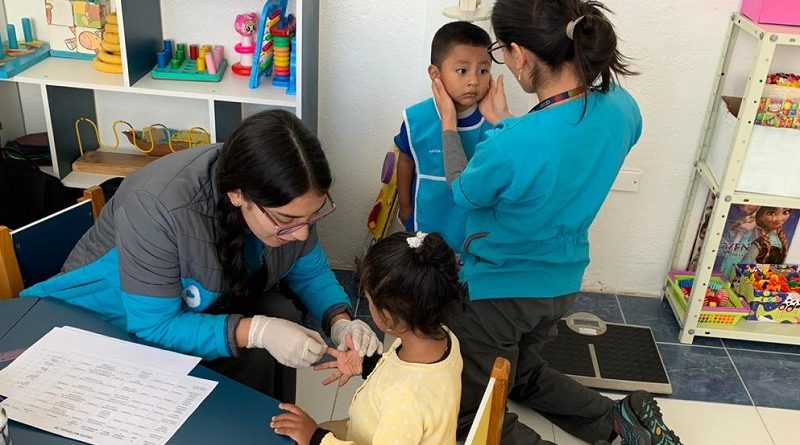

{"left": 322, "top": 330, "right": 463, "bottom": 445}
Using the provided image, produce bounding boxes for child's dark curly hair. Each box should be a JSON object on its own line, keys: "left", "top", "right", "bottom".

{"left": 361, "top": 232, "right": 466, "bottom": 340}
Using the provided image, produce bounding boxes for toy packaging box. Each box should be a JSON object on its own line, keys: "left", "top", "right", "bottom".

{"left": 732, "top": 263, "right": 800, "bottom": 323}
{"left": 755, "top": 74, "right": 800, "bottom": 130}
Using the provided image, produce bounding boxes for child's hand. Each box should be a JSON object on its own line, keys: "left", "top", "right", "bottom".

{"left": 479, "top": 75, "right": 512, "bottom": 125}
{"left": 271, "top": 403, "right": 317, "bottom": 445}
{"left": 314, "top": 335, "right": 363, "bottom": 387}
{"left": 432, "top": 77, "right": 457, "bottom": 131}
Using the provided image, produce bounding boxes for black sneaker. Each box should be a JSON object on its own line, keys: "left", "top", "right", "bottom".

{"left": 614, "top": 391, "right": 682, "bottom": 445}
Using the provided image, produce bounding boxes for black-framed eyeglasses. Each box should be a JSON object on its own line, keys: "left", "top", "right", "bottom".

{"left": 487, "top": 40, "right": 506, "bottom": 65}
{"left": 257, "top": 192, "right": 336, "bottom": 237}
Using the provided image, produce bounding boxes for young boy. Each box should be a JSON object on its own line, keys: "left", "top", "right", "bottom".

{"left": 395, "top": 21, "right": 493, "bottom": 252}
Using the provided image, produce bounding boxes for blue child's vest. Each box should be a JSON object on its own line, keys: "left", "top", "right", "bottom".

{"left": 403, "top": 98, "right": 491, "bottom": 252}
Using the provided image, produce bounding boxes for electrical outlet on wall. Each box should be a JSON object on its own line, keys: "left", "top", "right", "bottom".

{"left": 611, "top": 170, "right": 641, "bottom": 192}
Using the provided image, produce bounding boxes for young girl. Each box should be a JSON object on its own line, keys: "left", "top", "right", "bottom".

{"left": 743, "top": 207, "right": 793, "bottom": 264}
{"left": 271, "top": 231, "right": 466, "bottom": 445}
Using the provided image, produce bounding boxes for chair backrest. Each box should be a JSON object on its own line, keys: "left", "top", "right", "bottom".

{"left": 465, "top": 357, "right": 511, "bottom": 445}
{"left": 0, "top": 186, "right": 104, "bottom": 299}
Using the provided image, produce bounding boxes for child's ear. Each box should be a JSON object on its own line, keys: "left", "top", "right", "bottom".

{"left": 382, "top": 309, "right": 406, "bottom": 334}
{"left": 428, "top": 64, "right": 440, "bottom": 81}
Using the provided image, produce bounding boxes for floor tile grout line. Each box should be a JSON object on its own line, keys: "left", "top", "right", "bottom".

{"left": 753, "top": 405, "right": 778, "bottom": 445}
{"left": 723, "top": 343, "right": 778, "bottom": 445}
{"left": 614, "top": 294, "right": 627, "bottom": 324}
{"left": 722, "top": 343, "right": 757, "bottom": 408}
{"left": 656, "top": 341, "right": 725, "bottom": 350}
{"left": 723, "top": 346, "right": 800, "bottom": 357}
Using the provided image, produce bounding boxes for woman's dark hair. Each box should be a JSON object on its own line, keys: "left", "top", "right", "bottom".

{"left": 361, "top": 232, "right": 466, "bottom": 339}
{"left": 216, "top": 110, "right": 332, "bottom": 299}
{"left": 491, "top": 0, "right": 636, "bottom": 94}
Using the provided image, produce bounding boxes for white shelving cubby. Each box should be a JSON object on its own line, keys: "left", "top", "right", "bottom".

{"left": 0, "top": 0, "right": 318, "bottom": 186}
{"left": 667, "top": 13, "right": 800, "bottom": 345}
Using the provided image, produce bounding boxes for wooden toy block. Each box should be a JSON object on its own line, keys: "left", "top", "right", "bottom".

{"left": 48, "top": 24, "right": 77, "bottom": 53}
{"left": 46, "top": 0, "right": 76, "bottom": 27}
{"left": 72, "top": 150, "right": 155, "bottom": 176}
{"left": 72, "top": 0, "right": 109, "bottom": 29}
{"left": 75, "top": 26, "right": 102, "bottom": 55}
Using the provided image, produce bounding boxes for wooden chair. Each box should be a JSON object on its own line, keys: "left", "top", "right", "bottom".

{"left": 464, "top": 357, "right": 512, "bottom": 445}
{"left": 0, "top": 186, "right": 104, "bottom": 299}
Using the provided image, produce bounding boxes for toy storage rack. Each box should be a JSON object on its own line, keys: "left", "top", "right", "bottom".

{"left": 667, "top": 13, "right": 800, "bottom": 345}
{"left": 0, "top": 0, "right": 318, "bottom": 187}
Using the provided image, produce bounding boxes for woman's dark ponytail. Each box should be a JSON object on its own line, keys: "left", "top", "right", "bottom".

{"left": 571, "top": 1, "right": 636, "bottom": 93}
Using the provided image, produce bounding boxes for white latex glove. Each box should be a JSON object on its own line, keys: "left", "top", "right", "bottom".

{"left": 330, "top": 318, "right": 383, "bottom": 357}
{"left": 246, "top": 315, "right": 326, "bottom": 368}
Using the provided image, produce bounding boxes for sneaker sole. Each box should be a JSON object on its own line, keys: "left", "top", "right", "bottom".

{"left": 628, "top": 392, "right": 683, "bottom": 445}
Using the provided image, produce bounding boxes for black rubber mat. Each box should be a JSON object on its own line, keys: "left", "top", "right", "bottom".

{"left": 540, "top": 320, "right": 671, "bottom": 393}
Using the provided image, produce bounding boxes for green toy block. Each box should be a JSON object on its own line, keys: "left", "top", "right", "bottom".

{"left": 150, "top": 58, "right": 228, "bottom": 82}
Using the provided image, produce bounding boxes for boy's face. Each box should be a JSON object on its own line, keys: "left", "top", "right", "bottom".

{"left": 430, "top": 44, "right": 492, "bottom": 111}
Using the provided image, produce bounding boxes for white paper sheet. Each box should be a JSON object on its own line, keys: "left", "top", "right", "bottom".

{"left": 0, "top": 328, "right": 217, "bottom": 445}
{"left": 57, "top": 326, "right": 201, "bottom": 375}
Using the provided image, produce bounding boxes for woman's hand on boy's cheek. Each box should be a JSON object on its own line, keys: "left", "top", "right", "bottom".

{"left": 272, "top": 403, "right": 318, "bottom": 445}
{"left": 314, "top": 337, "right": 364, "bottom": 387}
{"left": 479, "top": 74, "right": 512, "bottom": 125}
{"left": 432, "top": 78, "right": 457, "bottom": 131}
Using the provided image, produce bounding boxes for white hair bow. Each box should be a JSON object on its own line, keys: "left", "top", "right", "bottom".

{"left": 406, "top": 232, "right": 428, "bottom": 249}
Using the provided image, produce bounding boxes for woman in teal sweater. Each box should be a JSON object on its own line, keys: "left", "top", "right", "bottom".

{"left": 432, "top": 1, "right": 680, "bottom": 444}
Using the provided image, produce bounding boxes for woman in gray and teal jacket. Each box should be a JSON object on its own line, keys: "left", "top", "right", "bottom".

{"left": 22, "top": 110, "right": 381, "bottom": 400}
